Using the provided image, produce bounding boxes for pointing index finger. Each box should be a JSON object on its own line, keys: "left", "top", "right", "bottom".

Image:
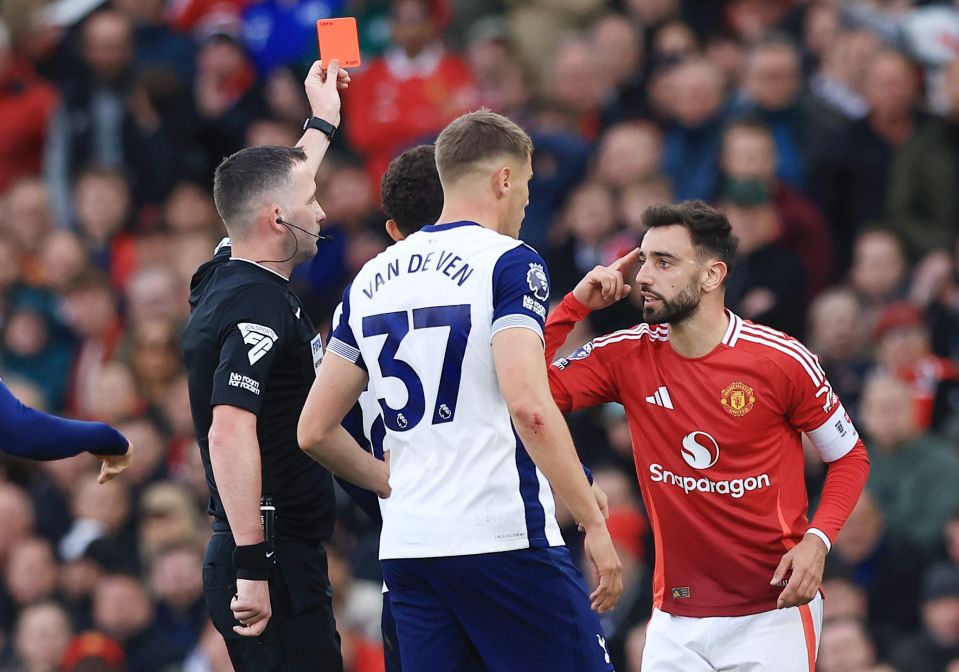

{"left": 609, "top": 247, "right": 641, "bottom": 272}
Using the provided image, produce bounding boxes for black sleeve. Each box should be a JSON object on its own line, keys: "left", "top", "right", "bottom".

{"left": 210, "top": 285, "right": 291, "bottom": 415}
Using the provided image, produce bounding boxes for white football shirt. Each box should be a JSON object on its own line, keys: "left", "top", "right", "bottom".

{"left": 328, "top": 221, "right": 564, "bottom": 559}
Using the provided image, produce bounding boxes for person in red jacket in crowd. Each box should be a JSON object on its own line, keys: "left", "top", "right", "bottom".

{"left": 346, "top": 0, "right": 475, "bottom": 187}
{"left": 0, "top": 20, "right": 58, "bottom": 194}
{"left": 873, "top": 302, "right": 959, "bottom": 431}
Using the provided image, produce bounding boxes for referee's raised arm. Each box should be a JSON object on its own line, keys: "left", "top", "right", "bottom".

{"left": 297, "top": 59, "right": 351, "bottom": 177}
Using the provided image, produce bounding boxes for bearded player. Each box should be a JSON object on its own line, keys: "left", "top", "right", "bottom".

{"left": 546, "top": 200, "right": 869, "bottom": 670}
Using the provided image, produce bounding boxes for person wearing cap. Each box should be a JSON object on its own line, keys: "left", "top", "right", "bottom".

{"left": 719, "top": 178, "right": 807, "bottom": 337}
{"left": 60, "top": 631, "right": 126, "bottom": 672}
{"left": 874, "top": 301, "right": 959, "bottom": 430}
{"left": 888, "top": 563, "right": 959, "bottom": 672}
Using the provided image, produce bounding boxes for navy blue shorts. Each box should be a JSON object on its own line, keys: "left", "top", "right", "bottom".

{"left": 382, "top": 546, "right": 615, "bottom": 672}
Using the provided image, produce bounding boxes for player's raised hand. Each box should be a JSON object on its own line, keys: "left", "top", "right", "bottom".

{"left": 572, "top": 248, "right": 641, "bottom": 311}
{"left": 232, "top": 578, "right": 272, "bottom": 637}
{"left": 304, "top": 60, "right": 351, "bottom": 127}
{"left": 770, "top": 533, "right": 827, "bottom": 609}
{"left": 583, "top": 525, "right": 623, "bottom": 613}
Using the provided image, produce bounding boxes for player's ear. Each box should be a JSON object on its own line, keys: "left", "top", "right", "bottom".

{"left": 492, "top": 166, "right": 511, "bottom": 199}
{"left": 385, "top": 219, "right": 405, "bottom": 242}
{"left": 702, "top": 259, "right": 727, "bottom": 293}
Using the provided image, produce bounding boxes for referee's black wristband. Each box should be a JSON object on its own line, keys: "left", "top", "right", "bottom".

{"left": 233, "top": 542, "right": 275, "bottom": 581}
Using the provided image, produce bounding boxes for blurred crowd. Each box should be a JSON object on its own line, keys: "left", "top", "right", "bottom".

{"left": 2, "top": 0, "right": 959, "bottom": 670}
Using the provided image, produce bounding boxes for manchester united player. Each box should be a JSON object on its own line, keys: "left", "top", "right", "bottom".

{"left": 546, "top": 201, "right": 869, "bottom": 670}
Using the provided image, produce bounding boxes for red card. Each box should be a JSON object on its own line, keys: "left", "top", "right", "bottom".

{"left": 316, "top": 17, "right": 361, "bottom": 69}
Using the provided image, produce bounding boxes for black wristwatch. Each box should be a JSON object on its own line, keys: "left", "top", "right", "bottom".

{"left": 303, "top": 116, "right": 337, "bottom": 140}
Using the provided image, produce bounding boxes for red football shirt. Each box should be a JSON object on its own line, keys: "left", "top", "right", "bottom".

{"left": 547, "top": 296, "right": 860, "bottom": 617}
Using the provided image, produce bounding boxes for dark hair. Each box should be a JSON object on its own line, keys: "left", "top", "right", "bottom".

{"left": 212, "top": 146, "right": 307, "bottom": 229}
{"left": 380, "top": 145, "right": 443, "bottom": 237}
{"left": 724, "top": 115, "right": 772, "bottom": 141}
{"left": 435, "top": 109, "right": 533, "bottom": 185}
{"left": 642, "top": 200, "right": 738, "bottom": 271}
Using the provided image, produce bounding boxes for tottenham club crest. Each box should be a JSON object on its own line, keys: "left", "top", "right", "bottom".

{"left": 526, "top": 263, "right": 549, "bottom": 301}
{"left": 720, "top": 381, "right": 756, "bottom": 417}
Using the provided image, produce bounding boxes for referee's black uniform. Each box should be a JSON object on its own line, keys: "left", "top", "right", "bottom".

{"left": 183, "top": 240, "right": 342, "bottom": 671}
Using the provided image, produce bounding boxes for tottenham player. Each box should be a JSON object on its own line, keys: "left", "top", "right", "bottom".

{"left": 545, "top": 201, "right": 870, "bottom": 670}
{"left": 298, "top": 110, "right": 623, "bottom": 671}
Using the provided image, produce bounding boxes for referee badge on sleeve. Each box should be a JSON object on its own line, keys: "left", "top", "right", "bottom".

{"left": 238, "top": 323, "right": 278, "bottom": 365}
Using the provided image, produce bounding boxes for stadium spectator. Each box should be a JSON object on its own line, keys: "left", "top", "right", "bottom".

{"left": 817, "top": 617, "right": 882, "bottom": 672}
{"left": 661, "top": 58, "right": 728, "bottom": 200}
{"left": 137, "top": 483, "right": 204, "bottom": 568}
{"left": 62, "top": 269, "right": 124, "bottom": 419}
{"left": 149, "top": 543, "right": 207, "bottom": 654}
{"left": 44, "top": 10, "right": 136, "bottom": 224}
{"left": 827, "top": 491, "right": 924, "bottom": 642}
{"left": 38, "top": 230, "right": 89, "bottom": 294}
{"left": 721, "top": 180, "right": 807, "bottom": 336}
{"left": 861, "top": 373, "right": 959, "bottom": 553}
{"left": 71, "top": 167, "right": 135, "bottom": 284}
{"left": 193, "top": 29, "right": 267, "bottom": 176}
{"left": 5, "top": 179, "right": 56, "bottom": 279}
{"left": 887, "top": 55, "right": 959, "bottom": 260}
{"left": 8, "top": 601, "right": 73, "bottom": 672}
{"left": 719, "top": 118, "right": 833, "bottom": 298}
{"left": 807, "top": 287, "right": 872, "bottom": 414}
{"left": 92, "top": 573, "right": 186, "bottom": 671}
{"left": 873, "top": 302, "right": 959, "bottom": 431}
{"left": 0, "top": 21, "right": 58, "bottom": 194}
{"left": 589, "top": 12, "right": 646, "bottom": 127}
{"left": 3, "top": 538, "right": 59, "bottom": 614}
{"left": 733, "top": 34, "right": 806, "bottom": 188}
{"left": 888, "top": 563, "right": 959, "bottom": 672}
{"left": 811, "top": 49, "right": 924, "bottom": 268}
{"left": 849, "top": 228, "right": 910, "bottom": 321}
{"left": 346, "top": 0, "right": 475, "bottom": 186}
{"left": 592, "top": 122, "right": 663, "bottom": 192}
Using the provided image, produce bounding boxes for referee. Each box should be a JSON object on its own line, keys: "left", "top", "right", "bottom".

{"left": 182, "top": 60, "right": 352, "bottom": 671}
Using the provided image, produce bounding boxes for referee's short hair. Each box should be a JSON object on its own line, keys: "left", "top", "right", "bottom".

{"left": 435, "top": 109, "right": 532, "bottom": 187}
{"left": 213, "top": 146, "right": 307, "bottom": 231}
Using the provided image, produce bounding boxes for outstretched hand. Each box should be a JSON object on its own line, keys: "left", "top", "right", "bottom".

{"left": 95, "top": 442, "right": 133, "bottom": 484}
{"left": 571, "top": 248, "right": 641, "bottom": 311}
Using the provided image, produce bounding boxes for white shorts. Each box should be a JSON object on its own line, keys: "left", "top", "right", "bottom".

{"left": 641, "top": 593, "right": 823, "bottom": 671}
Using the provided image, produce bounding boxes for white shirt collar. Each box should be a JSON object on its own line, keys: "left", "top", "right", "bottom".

{"left": 230, "top": 256, "right": 290, "bottom": 281}
{"left": 385, "top": 42, "right": 445, "bottom": 80}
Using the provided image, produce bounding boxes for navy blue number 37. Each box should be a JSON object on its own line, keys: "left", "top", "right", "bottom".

{"left": 362, "top": 304, "right": 471, "bottom": 432}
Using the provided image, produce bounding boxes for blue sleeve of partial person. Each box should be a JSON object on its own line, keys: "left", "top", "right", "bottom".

{"left": 335, "top": 404, "right": 384, "bottom": 523}
{"left": 0, "top": 381, "right": 128, "bottom": 459}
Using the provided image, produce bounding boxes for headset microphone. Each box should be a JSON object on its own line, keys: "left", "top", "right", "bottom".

{"left": 276, "top": 217, "right": 332, "bottom": 242}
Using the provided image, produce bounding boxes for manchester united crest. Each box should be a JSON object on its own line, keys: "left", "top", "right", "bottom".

{"left": 721, "top": 381, "right": 756, "bottom": 417}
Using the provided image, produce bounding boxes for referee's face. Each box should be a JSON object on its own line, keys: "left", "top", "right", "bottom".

{"left": 285, "top": 161, "right": 326, "bottom": 263}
